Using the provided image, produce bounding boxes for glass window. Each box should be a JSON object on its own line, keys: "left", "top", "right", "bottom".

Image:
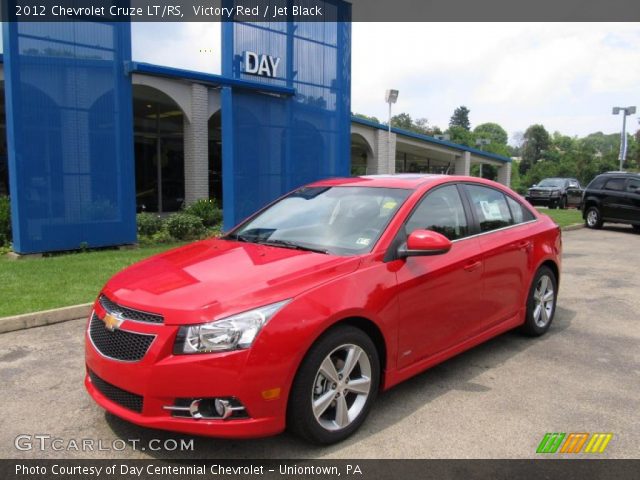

{"left": 506, "top": 196, "right": 535, "bottom": 224}
{"left": 231, "top": 186, "right": 410, "bottom": 256}
{"left": 465, "top": 184, "right": 513, "bottom": 232}
{"left": 538, "top": 178, "right": 565, "bottom": 188}
{"left": 405, "top": 185, "right": 469, "bottom": 240}
{"left": 587, "top": 177, "right": 606, "bottom": 190}
{"left": 627, "top": 178, "right": 640, "bottom": 192}
{"left": 604, "top": 178, "right": 626, "bottom": 191}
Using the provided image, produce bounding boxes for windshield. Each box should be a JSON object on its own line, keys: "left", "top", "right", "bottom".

{"left": 228, "top": 186, "right": 411, "bottom": 256}
{"left": 538, "top": 179, "right": 565, "bottom": 188}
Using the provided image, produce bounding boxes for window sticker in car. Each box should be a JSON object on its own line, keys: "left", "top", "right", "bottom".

{"left": 480, "top": 200, "right": 503, "bottom": 220}
{"left": 382, "top": 200, "right": 398, "bottom": 210}
{"left": 356, "top": 237, "right": 372, "bottom": 246}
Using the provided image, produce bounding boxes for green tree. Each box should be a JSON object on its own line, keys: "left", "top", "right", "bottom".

{"left": 449, "top": 105, "right": 471, "bottom": 131}
{"left": 352, "top": 112, "right": 380, "bottom": 124}
{"left": 390, "top": 112, "right": 441, "bottom": 136}
{"left": 520, "top": 124, "right": 551, "bottom": 175}
{"left": 447, "top": 125, "right": 475, "bottom": 147}
{"left": 474, "top": 122, "right": 508, "bottom": 146}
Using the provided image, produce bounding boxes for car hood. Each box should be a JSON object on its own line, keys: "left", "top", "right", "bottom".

{"left": 101, "top": 238, "right": 361, "bottom": 325}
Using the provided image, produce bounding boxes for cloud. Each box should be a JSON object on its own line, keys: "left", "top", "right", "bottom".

{"left": 132, "top": 22, "right": 221, "bottom": 74}
{"left": 351, "top": 23, "right": 640, "bottom": 137}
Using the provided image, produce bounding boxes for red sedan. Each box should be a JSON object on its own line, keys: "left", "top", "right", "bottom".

{"left": 85, "top": 175, "right": 561, "bottom": 444}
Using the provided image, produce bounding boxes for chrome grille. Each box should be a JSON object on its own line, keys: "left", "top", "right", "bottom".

{"left": 89, "top": 313, "right": 155, "bottom": 362}
{"left": 99, "top": 295, "right": 164, "bottom": 324}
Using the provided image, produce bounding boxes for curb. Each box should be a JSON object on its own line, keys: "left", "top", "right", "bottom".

{"left": 562, "top": 223, "right": 585, "bottom": 231}
{"left": 0, "top": 303, "right": 92, "bottom": 334}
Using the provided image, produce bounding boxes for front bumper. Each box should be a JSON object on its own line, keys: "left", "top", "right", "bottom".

{"left": 84, "top": 306, "right": 289, "bottom": 439}
{"left": 526, "top": 196, "right": 559, "bottom": 206}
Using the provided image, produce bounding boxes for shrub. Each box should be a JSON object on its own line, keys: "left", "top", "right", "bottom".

{"left": 0, "top": 196, "right": 11, "bottom": 246}
{"left": 184, "top": 198, "right": 223, "bottom": 227}
{"left": 136, "top": 212, "right": 163, "bottom": 237}
{"left": 164, "top": 213, "right": 205, "bottom": 240}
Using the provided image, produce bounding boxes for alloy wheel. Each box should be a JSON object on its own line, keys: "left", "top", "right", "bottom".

{"left": 311, "top": 344, "right": 372, "bottom": 431}
{"left": 587, "top": 210, "right": 598, "bottom": 227}
{"left": 533, "top": 274, "right": 555, "bottom": 328}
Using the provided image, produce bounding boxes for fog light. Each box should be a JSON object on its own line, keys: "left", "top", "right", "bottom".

{"left": 163, "top": 397, "right": 247, "bottom": 420}
{"left": 214, "top": 399, "right": 233, "bottom": 419}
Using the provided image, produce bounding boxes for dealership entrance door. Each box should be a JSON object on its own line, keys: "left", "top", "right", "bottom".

{"left": 132, "top": 85, "right": 185, "bottom": 213}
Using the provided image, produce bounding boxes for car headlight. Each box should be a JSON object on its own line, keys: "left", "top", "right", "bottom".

{"left": 550, "top": 190, "right": 560, "bottom": 197}
{"left": 174, "top": 300, "right": 290, "bottom": 354}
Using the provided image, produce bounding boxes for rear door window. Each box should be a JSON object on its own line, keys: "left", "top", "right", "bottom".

{"left": 464, "top": 184, "right": 513, "bottom": 232}
{"left": 604, "top": 178, "right": 626, "bottom": 191}
{"left": 626, "top": 178, "right": 640, "bottom": 193}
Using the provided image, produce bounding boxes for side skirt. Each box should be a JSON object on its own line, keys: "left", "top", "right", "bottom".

{"left": 382, "top": 311, "right": 524, "bottom": 390}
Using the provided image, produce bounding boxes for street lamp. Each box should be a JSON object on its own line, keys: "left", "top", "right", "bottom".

{"left": 385, "top": 89, "right": 399, "bottom": 173}
{"left": 475, "top": 138, "right": 490, "bottom": 178}
{"left": 612, "top": 106, "right": 636, "bottom": 171}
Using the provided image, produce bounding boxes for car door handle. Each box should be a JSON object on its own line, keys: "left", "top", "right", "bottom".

{"left": 463, "top": 260, "right": 482, "bottom": 272}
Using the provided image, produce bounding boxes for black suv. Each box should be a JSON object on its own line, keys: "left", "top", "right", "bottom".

{"left": 525, "top": 177, "right": 583, "bottom": 209}
{"left": 582, "top": 172, "right": 640, "bottom": 231}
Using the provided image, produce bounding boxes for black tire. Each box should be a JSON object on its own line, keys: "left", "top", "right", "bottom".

{"left": 632, "top": 224, "right": 640, "bottom": 233}
{"left": 520, "top": 266, "right": 558, "bottom": 337}
{"left": 549, "top": 201, "right": 557, "bottom": 209}
{"left": 585, "top": 206, "right": 603, "bottom": 229}
{"left": 559, "top": 196, "right": 567, "bottom": 209}
{"left": 287, "top": 325, "right": 380, "bottom": 445}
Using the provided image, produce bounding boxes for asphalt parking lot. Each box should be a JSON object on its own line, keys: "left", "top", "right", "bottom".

{"left": 1, "top": 226, "right": 639, "bottom": 459}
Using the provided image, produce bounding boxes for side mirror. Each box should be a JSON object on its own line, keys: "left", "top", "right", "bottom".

{"left": 532, "top": 184, "right": 537, "bottom": 188}
{"left": 398, "top": 229, "right": 452, "bottom": 258}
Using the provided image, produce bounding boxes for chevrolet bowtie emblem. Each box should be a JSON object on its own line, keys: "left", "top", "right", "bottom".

{"left": 102, "top": 312, "right": 124, "bottom": 332}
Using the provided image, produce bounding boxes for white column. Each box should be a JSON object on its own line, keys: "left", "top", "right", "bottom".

{"left": 371, "top": 129, "right": 396, "bottom": 174}
{"left": 497, "top": 162, "right": 512, "bottom": 186}
{"left": 454, "top": 151, "right": 471, "bottom": 176}
{"left": 183, "top": 83, "right": 209, "bottom": 205}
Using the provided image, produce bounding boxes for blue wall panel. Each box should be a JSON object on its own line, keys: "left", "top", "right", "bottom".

{"left": 222, "top": 2, "right": 352, "bottom": 229}
{"left": 2, "top": 22, "right": 136, "bottom": 253}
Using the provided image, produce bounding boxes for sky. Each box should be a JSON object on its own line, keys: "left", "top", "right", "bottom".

{"left": 132, "top": 22, "right": 640, "bottom": 143}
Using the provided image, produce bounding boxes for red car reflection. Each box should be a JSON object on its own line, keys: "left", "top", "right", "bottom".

{"left": 85, "top": 175, "right": 561, "bottom": 444}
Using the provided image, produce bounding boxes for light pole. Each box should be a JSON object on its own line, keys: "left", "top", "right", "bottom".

{"left": 612, "top": 106, "right": 636, "bottom": 171}
{"left": 475, "top": 138, "right": 490, "bottom": 178}
{"left": 385, "top": 89, "right": 399, "bottom": 174}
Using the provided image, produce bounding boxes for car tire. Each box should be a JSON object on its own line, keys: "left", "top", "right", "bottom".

{"left": 585, "top": 206, "right": 603, "bottom": 229}
{"left": 632, "top": 225, "right": 640, "bottom": 233}
{"left": 559, "top": 196, "right": 567, "bottom": 209}
{"left": 520, "top": 266, "right": 558, "bottom": 337}
{"left": 287, "top": 325, "right": 380, "bottom": 445}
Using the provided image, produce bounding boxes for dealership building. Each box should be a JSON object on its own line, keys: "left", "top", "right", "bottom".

{"left": 0, "top": 4, "right": 511, "bottom": 254}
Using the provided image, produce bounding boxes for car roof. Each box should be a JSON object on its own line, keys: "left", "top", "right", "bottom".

{"left": 308, "top": 174, "right": 501, "bottom": 190}
{"left": 600, "top": 171, "right": 640, "bottom": 177}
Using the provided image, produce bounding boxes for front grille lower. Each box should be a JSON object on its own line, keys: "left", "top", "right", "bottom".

{"left": 99, "top": 295, "right": 164, "bottom": 324}
{"left": 88, "top": 369, "right": 143, "bottom": 413}
{"left": 89, "top": 313, "right": 155, "bottom": 362}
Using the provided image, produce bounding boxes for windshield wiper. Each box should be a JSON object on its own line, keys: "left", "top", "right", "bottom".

{"left": 224, "top": 232, "right": 250, "bottom": 242}
{"left": 256, "top": 239, "right": 329, "bottom": 255}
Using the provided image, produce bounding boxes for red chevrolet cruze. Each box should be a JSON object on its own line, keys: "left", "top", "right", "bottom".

{"left": 85, "top": 175, "right": 561, "bottom": 444}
